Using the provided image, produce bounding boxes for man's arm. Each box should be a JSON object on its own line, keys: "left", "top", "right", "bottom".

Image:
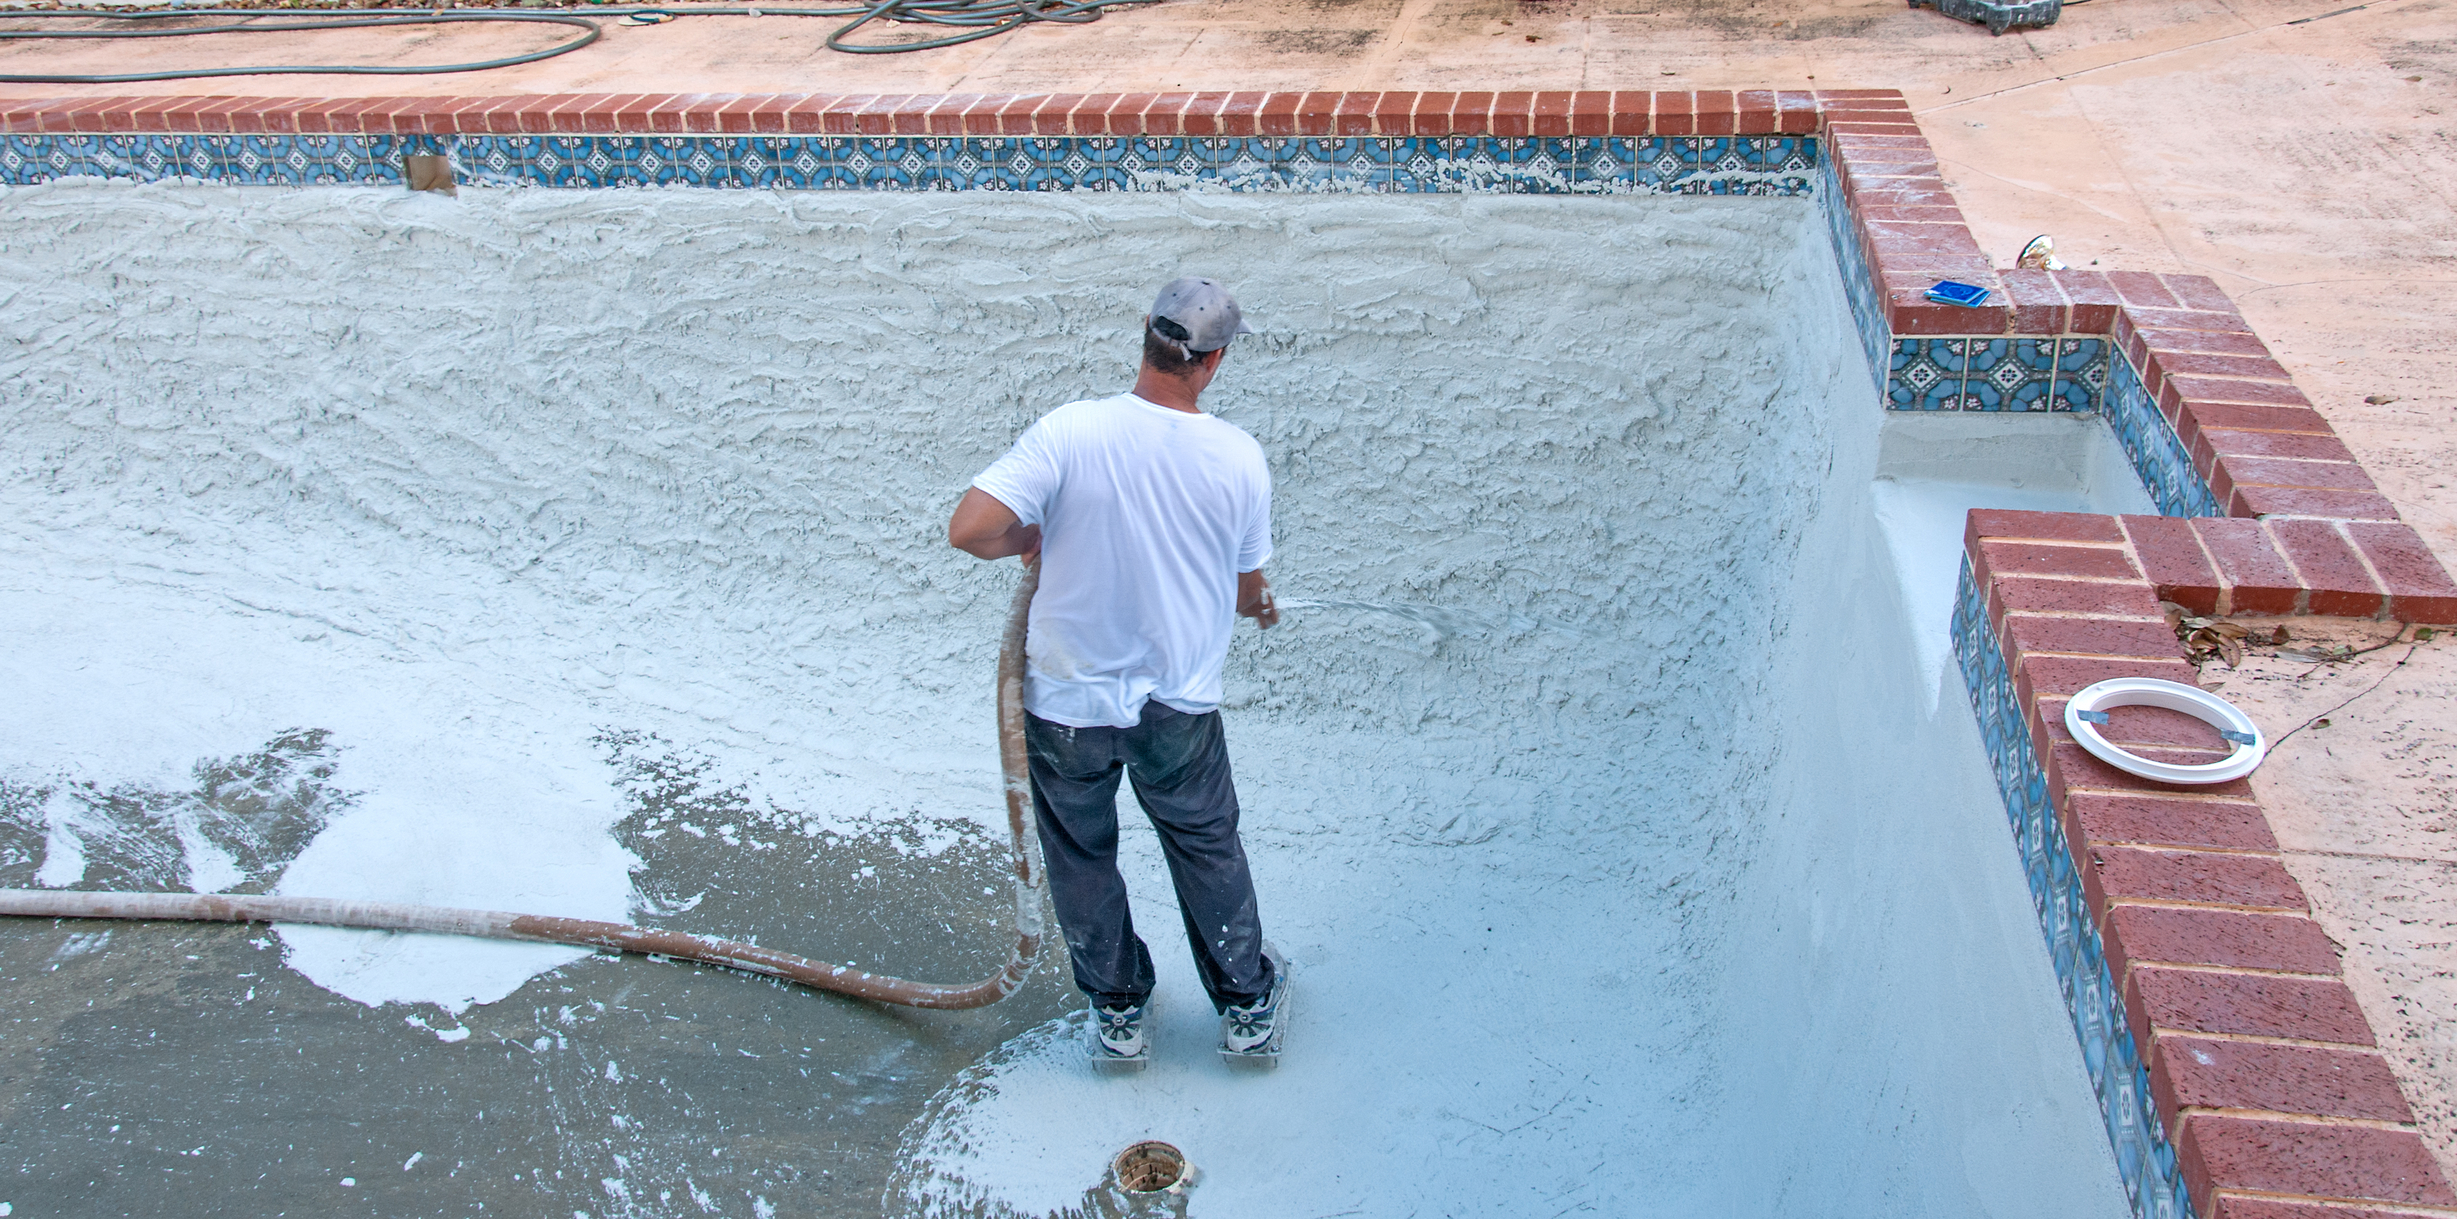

{"left": 948, "top": 488, "right": 1041, "bottom": 562}
{"left": 1237, "top": 569, "right": 1279, "bottom": 629}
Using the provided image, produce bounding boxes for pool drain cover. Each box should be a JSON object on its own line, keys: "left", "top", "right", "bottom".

{"left": 2064, "top": 677, "right": 2267, "bottom": 785}
{"left": 1112, "top": 1140, "right": 1190, "bottom": 1193}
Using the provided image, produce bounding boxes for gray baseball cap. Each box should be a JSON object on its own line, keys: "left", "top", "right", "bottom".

{"left": 1147, "top": 276, "right": 1255, "bottom": 356}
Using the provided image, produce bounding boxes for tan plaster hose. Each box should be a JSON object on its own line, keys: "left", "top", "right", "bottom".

{"left": 0, "top": 565, "right": 1048, "bottom": 1010}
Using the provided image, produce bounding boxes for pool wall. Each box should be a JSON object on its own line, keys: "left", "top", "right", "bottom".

{"left": 7, "top": 87, "right": 2457, "bottom": 1219}
{"left": 1701, "top": 412, "right": 2139, "bottom": 1216}
{"left": 1828, "top": 95, "right": 2457, "bottom": 1219}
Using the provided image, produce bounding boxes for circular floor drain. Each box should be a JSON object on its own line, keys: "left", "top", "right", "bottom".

{"left": 1111, "top": 1141, "right": 1188, "bottom": 1193}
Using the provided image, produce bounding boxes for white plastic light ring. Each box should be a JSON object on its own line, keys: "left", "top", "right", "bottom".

{"left": 2063, "top": 678, "right": 2267, "bottom": 785}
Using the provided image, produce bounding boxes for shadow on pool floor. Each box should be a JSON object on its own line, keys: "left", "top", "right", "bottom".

{"left": 0, "top": 732, "right": 1070, "bottom": 1218}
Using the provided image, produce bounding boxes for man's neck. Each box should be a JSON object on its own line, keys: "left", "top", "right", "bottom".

{"left": 1131, "top": 368, "right": 1204, "bottom": 414}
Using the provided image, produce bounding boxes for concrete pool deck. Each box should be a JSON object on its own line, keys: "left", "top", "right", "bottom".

{"left": 3, "top": 0, "right": 2456, "bottom": 1209}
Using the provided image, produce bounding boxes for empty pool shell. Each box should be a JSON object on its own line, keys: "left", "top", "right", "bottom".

{"left": 0, "top": 566, "right": 1049, "bottom": 1011}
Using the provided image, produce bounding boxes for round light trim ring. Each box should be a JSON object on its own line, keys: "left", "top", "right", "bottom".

{"left": 2063, "top": 677, "right": 2268, "bottom": 785}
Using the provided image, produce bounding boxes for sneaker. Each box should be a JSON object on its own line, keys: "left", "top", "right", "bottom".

{"left": 1088, "top": 999, "right": 1148, "bottom": 1069}
{"left": 1218, "top": 943, "right": 1289, "bottom": 1063}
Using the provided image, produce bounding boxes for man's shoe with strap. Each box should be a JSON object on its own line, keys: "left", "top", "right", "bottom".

{"left": 1088, "top": 999, "right": 1148, "bottom": 1071}
{"left": 1218, "top": 942, "right": 1288, "bottom": 1066}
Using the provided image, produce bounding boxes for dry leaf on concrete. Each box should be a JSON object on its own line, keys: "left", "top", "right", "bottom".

{"left": 2162, "top": 601, "right": 2259, "bottom": 668}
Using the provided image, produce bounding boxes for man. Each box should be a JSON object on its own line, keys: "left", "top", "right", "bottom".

{"left": 947, "top": 276, "right": 1288, "bottom": 1069}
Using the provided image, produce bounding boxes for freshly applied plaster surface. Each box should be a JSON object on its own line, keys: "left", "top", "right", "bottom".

{"left": 0, "top": 181, "right": 2123, "bottom": 1216}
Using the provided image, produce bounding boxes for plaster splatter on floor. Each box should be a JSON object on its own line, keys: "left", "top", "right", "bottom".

{"left": 2, "top": 181, "right": 2126, "bottom": 1216}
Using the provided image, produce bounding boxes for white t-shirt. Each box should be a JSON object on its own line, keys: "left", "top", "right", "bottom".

{"left": 971, "top": 391, "right": 1273, "bottom": 729}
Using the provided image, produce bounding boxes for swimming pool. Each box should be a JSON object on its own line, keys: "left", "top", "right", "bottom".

{"left": 0, "top": 165, "right": 2163, "bottom": 1215}
{"left": 47, "top": 76, "right": 2427, "bottom": 1209}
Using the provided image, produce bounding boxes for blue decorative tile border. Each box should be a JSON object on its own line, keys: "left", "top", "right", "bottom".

{"left": 0, "top": 132, "right": 406, "bottom": 186}
{"left": 1881, "top": 334, "right": 2105, "bottom": 414}
{"left": 1820, "top": 153, "right": 1892, "bottom": 398}
{"left": 1875, "top": 333, "right": 2226, "bottom": 521}
{"left": 1953, "top": 558, "right": 2195, "bottom": 1219}
{"left": 0, "top": 132, "right": 1817, "bottom": 195}
{"left": 2103, "top": 349, "right": 2225, "bottom": 518}
{"left": 1865, "top": 315, "right": 2233, "bottom": 523}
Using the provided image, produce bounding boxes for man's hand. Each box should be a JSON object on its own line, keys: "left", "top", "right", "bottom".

{"left": 1237, "top": 569, "right": 1278, "bottom": 629}
{"left": 948, "top": 488, "right": 1041, "bottom": 563}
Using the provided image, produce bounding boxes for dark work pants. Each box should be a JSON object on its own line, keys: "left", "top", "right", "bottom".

{"left": 1025, "top": 701, "right": 1274, "bottom": 1013}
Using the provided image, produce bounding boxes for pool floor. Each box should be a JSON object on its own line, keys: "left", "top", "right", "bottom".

{"left": 0, "top": 182, "right": 2134, "bottom": 1217}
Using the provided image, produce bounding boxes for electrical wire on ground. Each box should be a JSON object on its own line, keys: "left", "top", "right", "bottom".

{"left": 2268, "top": 629, "right": 2423, "bottom": 752}
{"left": 0, "top": 0, "right": 1161, "bottom": 79}
{"left": 1915, "top": 0, "right": 2424, "bottom": 115}
{"left": 0, "top": 564, "right": 1050, "bottom": 1011}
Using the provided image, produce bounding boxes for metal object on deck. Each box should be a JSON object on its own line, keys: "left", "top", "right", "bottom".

{"left": 1907, "top": 0, "right": 2062, "bottom": 35}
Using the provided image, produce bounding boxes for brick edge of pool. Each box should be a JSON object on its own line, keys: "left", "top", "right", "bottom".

{"left": 1959, "top": 509, "right": 2457, "bottom": 1219}
{"left": 6, "top": 85, "right": 2457, "bottom": 1219}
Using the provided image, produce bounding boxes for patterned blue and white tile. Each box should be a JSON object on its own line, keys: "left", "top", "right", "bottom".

{"left": 2103, "top": 352, "right": 2222, "bottom": 517}
{"left": 1960, "top": 337, "right": 2060, "bottom": 411}
{"left": 1953, "top": 559, "right": 2196, "bottom": 1219}
{"left": 1820, "top": 158, "right": 1890, "bottom": 393}
{"left": 0, "top": 130, "right": 1820, "bottom": 195}
{"left": 2054, "top": 336, "right": 2111, "bottom": 414}
{"left": 1888, "top": 337, "right": 1969, "bottom": 410}
{"left": 1277, "top": 137, "right": 1380, "bottom": 188}
{"left": 0, "top": 131, "right": 404, "bottom": 185}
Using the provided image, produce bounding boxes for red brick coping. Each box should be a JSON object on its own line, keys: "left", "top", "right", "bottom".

{"left": 1969, "top": 509, "right": 2456, "bottom": 1216}
{"left": 0, "top": 88, "right": 1830, "bottom": 138}
{"left": 1819, "top": 95, "right": 2414, "bottom": 523}
{"left": 8, "top": 84, "right": 2457, "bottom": 1215}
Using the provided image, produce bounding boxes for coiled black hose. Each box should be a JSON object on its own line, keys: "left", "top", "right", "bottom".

{"left": 0, "top": 0, "right": 1162, "bottom": 79}
{"left": 803, "top": 0, "right": 1159, "bottom": 54}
